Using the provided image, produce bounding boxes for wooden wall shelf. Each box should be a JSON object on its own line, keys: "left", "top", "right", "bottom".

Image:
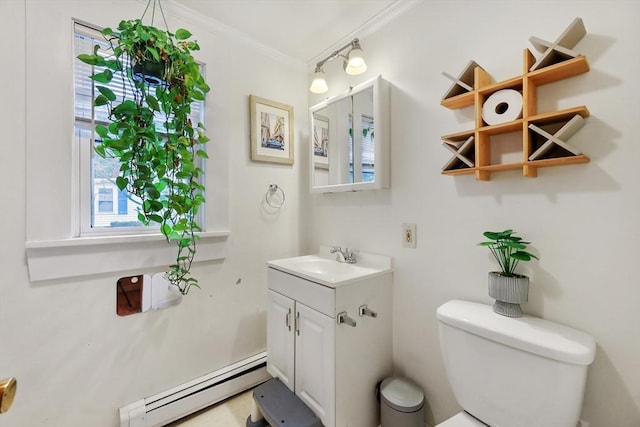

{"left": 440, "top": 43, "right": 590, "bottom": 180}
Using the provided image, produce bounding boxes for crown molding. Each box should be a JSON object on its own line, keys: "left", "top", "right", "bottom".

{"left": 308, "top": 0, "right": 422, "bottom": 68}
{"left": 135, "top": 0, "right": 306, "bottom": 71}
{"left": 130, "top": 0, "right": 419, "bottom": 72}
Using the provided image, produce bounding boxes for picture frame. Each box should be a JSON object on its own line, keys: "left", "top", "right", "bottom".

{"left": 313, "top": 114, "right": 329, "bottom": 169}
{"left": 250, "top": 95, "right": 294, "bottom": 165}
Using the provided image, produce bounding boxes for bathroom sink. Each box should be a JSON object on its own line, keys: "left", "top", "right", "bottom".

{"left": 267, "top": 247, "right": 392, "bottom": 287}
{"left": 287, "top": 257, "right": 379, "bottom": 283}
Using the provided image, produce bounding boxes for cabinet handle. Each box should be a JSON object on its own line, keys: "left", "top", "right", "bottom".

{"left": 286, "top": 308, "right": 292, "bottom": 331}
{"left": 359, "top": 304, "right": 378, "bottom": 318}
{"left": 337, "top": 311, "right": 357, "bottom": 327}
{"left": 295, "top": 311, "right": 300, "bottom": 336}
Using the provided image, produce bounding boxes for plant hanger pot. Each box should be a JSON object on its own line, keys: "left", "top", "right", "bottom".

{"left": 132, "top": 59, "right": 169, "bottom": 86}
{"left": 488, "top": 272, "right": 529, "bottom": 318}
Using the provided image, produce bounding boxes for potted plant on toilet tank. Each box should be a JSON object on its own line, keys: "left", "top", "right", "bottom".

{"left": 77, "top": 19, "right": 210, "bottom": 295}
{"left": 479, "top": 229, "right": 539, "bottom": 318}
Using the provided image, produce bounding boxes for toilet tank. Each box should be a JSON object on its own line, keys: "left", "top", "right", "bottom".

{"left": 436, "top": 300, "right": 595, "bottom": 427}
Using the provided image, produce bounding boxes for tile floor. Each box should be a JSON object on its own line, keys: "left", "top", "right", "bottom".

{"left": 167, "top": 389, "right": 259, "bottom": 427}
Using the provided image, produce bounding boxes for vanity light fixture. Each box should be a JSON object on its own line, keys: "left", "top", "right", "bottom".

{"left": 309, "top": 66, "right": 329, "bottom": 94}
{"left": 309, "top": 38, "right": 368, "bottom": 94}
{"left": 344, "top": 40, "right": 367, "bottom": 75}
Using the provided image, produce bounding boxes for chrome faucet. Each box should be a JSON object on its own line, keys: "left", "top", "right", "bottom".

{"left": 330, "top": 246, "right": 357, "bottom": 264}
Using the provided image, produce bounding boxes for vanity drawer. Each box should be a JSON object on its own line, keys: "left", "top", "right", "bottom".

{"left": 268, "top": 267, "right": 335, "bottom": 317}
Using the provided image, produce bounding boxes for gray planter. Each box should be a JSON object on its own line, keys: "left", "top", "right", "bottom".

{"left": 488, "top": 272, "right": 529, "bottom": 318}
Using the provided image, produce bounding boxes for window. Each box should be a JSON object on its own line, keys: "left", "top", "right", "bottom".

{"left": 97, "top": 188, "right": 114, "bottom": 213}
{"left": 73, "top": 21, "right": 205, "bottom": 235}
{"left": 118, "top": 190, "right": 128, "bottom": 215}
{"left": 26, "top": 11, "right": 228, "bottom": 283}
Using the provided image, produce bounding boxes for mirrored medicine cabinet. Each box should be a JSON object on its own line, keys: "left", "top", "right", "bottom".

{"left": 309, "top": 75, "right": 390, "bottom": 193}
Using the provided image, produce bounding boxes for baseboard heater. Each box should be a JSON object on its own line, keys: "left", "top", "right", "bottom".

{"left": 120, "top": 351, "right": 269, "bottom": 427}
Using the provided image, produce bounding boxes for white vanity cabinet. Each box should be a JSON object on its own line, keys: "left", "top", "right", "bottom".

{"left": 266, "top": 262, "right": 392, "bottom": 427}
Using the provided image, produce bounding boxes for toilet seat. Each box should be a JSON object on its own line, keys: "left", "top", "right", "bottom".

{"left": 436, "top": 411, "right": 487, "bottom": 426}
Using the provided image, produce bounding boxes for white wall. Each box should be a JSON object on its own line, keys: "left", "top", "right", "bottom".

{"left": 307, "top": 1, "right": 640, "bottom": 426}
{"left": 0, "top": 0, "right": 306, "bottom": 425}
{"left": 3, "top": 1, "right": 639, "bottom": 426}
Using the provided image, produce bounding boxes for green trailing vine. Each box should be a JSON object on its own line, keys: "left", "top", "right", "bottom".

{"left": 78, "top": 19, "right": 210, "bottom": 294}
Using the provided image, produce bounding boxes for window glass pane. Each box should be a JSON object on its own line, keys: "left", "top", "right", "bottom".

{"left": 97, "top": 188, "right": 114, "bottom": 213}
{"left": 117, "top": 190, "right": 128, "bottom": 215}
{"left": 92, "top": 138, "right": 144, "bottom": 227}
{"left": 74, "top": 31, "right": 110, "bottom": 122}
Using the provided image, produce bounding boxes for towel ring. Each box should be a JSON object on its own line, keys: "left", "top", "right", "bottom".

{"left": 265, "top": 184, "right": 285, "bottom": 209}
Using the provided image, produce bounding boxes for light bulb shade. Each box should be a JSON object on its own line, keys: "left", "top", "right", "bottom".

{"left": 345, "top": 47, "right": 367, "bottom": 75}
{"left": 309, "top": 71, "right": 328, "bottom": 93}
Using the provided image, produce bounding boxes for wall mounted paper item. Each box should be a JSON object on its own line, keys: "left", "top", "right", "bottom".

{"left": 482, "top": 89, "right": 523, "bottom": 126}
{"left": 250, "top": 95, "right": 294, "bottom": 165}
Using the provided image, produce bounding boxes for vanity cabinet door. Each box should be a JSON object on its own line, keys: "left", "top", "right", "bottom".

{"left": 266, "top": 290, "right": 295, "bottom": 391}
{"left": 310, "top": 75, "right": 390, "bottom": 193}
{"left": 294, "top": 302, "right": 336, "bottom": 427}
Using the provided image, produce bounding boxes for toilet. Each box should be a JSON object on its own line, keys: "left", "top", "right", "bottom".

{"left": 436, "top": 300, "right": 596, "bottom": 427}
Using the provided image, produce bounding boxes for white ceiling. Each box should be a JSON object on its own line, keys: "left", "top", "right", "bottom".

{"left": 170, "top": 0, "right": 404, "bottom": 64}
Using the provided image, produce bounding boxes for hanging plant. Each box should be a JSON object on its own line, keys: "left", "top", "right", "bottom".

{"left": 77, "top": 18, "right": 211, "bottom": 295}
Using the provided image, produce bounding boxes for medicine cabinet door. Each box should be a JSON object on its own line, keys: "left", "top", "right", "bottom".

{"left": 310, "top": 75, "right": 389, "bottom": 193}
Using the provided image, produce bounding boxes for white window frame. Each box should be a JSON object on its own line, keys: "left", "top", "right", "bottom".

{"left": 25, "top": 9, "right": 228, "bottom": 283}
{"left": 73, "top": 20, "right": 206, "bottom": 237}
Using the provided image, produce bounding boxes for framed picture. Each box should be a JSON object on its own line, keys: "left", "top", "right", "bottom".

{"left": 313, "top": 114, "right": 329, "bottom": 169}
{"left": 250, "top": 95, "right": 294, "bottom": 165}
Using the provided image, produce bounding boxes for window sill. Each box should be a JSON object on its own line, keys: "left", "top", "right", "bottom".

{"left": 25, "top": 231, "right": 230, "bottom": 282}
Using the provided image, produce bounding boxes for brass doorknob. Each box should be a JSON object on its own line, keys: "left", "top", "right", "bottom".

{"left": 0, "top": 378, "right": 17, "bottom": 414}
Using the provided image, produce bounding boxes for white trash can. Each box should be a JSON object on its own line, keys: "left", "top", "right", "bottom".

{"left": 380, "top": 377, "right": 425, "bottom": 427}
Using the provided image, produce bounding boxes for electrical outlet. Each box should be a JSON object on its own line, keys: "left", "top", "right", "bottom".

{"left": 402, "top": 223, "right": 417, "bottom": 248}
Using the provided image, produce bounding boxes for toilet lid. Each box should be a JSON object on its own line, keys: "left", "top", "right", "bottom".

{"left": 437, "top": 412, "right": 487, "bottom": 427}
